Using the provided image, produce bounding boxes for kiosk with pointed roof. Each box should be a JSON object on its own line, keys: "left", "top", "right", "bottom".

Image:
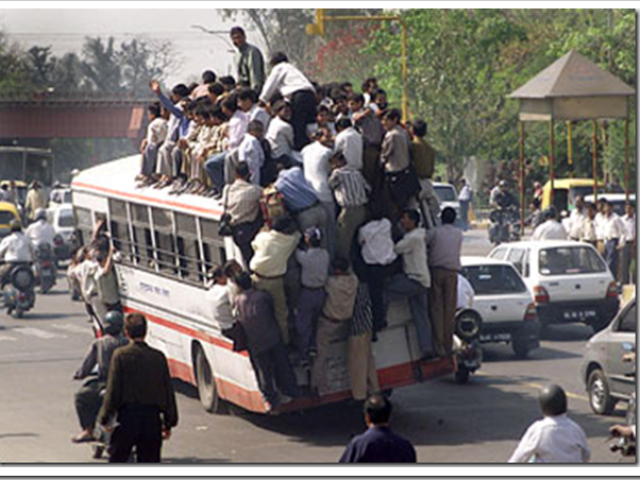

{"left": 509, "top": 50, "right": 635, "bottom": 229}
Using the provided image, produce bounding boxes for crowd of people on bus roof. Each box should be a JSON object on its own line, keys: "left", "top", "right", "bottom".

{"left": 123, "top": 26, "right": 464, "bottom": 410}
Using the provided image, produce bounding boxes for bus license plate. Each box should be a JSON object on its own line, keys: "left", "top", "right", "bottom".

{"left": 563, "top": 309, "right": 597, "bottom": 321}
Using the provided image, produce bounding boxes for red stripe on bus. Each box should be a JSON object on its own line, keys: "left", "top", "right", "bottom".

{"left": 122, "top": 305, "right": 249, "bottom": 358}
{"left": 72, "top": 181, "right": 224, "bottom": 216}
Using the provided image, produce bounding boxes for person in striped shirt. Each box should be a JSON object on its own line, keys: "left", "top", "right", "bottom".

{"left": 328, "top": 152, "right": 371, "bottom": 260}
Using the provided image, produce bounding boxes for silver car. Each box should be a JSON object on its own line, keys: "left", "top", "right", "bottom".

{"left": 581, "top": 298, "right": 636, "bottom": 415}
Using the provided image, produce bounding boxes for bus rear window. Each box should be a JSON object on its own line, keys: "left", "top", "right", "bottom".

{"left": 538, "top": 247, "right": 606, "bottom": 276}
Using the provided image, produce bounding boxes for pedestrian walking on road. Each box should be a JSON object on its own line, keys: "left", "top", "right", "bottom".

{"left": 339, "top": 394, "right": 416, "bottom": 463}
{"left": 508, "top": 384, "right": 590, "bottom": 463}
{"left": 98, "top": 313, "right": 178, "bottom": 463}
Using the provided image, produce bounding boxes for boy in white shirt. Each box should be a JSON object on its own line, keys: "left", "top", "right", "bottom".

{"left": 138, "top": 103, "right": 168, "bottom": 182}
{"left": 237, "top": 121, "right": 266, "bottom": 186}
{"left": 509, "top": 384, "right": 590, "bottom": 463}
{"left": 266, "top": 100, "right": 297, "bottom": 168}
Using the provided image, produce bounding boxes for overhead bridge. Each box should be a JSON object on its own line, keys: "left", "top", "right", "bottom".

{"left": 0, "top": 97, "right": 152, "bottom": 139}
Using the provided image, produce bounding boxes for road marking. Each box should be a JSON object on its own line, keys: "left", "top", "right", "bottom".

{"left": 51, "top": 324, "right": 91, "bottom": 335}
{"left": 476, "top": 372, "right": 589, "bottom": 402}
{"left": 15, "top": 327, "right": 67, "bottom": 340}
{"left": 0, "top": 335, "right": 16, "bottom": 342}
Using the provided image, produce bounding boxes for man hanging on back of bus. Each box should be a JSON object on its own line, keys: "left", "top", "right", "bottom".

{"left": 98, "top": 313, "right": 178, "bottom": 463}
{"left": 234, "top": 271, "right": 299, "bottom": 411}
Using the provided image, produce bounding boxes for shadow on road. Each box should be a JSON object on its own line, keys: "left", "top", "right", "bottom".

{"left": 0, "top": 433, "right": 39, "bottom": 440}
{"left": 481, "top": 344, "right": 581, "bottom": 363}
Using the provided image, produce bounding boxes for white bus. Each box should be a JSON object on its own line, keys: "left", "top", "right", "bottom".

{"left": 71, "top": 155, "right": 458, "bottom": 414}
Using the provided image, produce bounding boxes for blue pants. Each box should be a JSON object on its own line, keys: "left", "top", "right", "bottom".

{"left": 295, "top": 287, "right": 326, "bottom": 360}
{"left": 459, "top": 200, "right": 469, "bottom": 231}
{"left": 204, "top": 151, "right": 228, "bottom": 192}
{"left": 604, "top": 238, "right": 619, "bottom": 279}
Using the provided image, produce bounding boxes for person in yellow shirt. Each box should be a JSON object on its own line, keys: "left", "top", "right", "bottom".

{"left": 25, "top": 181, "right": 47, "bottom": 222}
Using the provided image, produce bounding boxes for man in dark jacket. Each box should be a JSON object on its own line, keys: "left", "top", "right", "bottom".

{"left": 340, "top": 394, "right": 417, "bottom": 463}
{"left": 234, "top": 271, "right": 298, "bottom": 411}
{"left": 98, "top": 313, "right": 178, "bottom": 463}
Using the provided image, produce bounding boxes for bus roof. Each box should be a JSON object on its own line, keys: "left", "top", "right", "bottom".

{"left": 71, "top": 155, "right": 225, "bottom": 218}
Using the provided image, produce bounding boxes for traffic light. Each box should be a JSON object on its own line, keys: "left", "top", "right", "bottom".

{"left": 305, "top": 8, "right": 326, "bottom": 37}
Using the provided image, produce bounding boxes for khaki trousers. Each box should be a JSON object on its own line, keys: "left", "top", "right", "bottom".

{"left": 252, "top": 275, "right": 290, "bottom": 345}
{"left": 312, "top": 316, "right": 349, "bottom": 394}
{"left": 348, "top": 330, "right": 380, "bottom": 401}
{"left": 429, "top": 268, "right": 458, "bottom": 356}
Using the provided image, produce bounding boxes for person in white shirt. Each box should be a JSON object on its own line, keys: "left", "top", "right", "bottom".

{"left": 600, "top": 200, "right": 627, "bottom": 280}
{"left": 208, "top": 266, "right": 235, "bottom": 330}
{"left": 457, "top": 274, "right": 474, "bottom": 310}
{"left": 266, "top": 100, "right": 296, "bottom": 167}
{"left": 509, "top": 384, "right": 590, "bottom": 463}
{"left": 594, "top": 198, "right": 607, "bottom": 253}
{"left": 532, "top": 208, "right": 568, "bottom": 241}
{"left": 579, "top": 202, "right": 598, "bottom": 247}
{"left": 260, "top": 52, "right": 317, "bottom": 151}
{"left": 458, "top": 179, "right": 472, "bottom": 231}
{"left": 0, "top": 219, "right": 35, "bottom": 289}
{"left": 25, "top": 208, "right": 56, "bottom": 248}
{"left": 138, "top": 103, "right": 168, "bottom": 179}
{"left": 334, "top": 118, "right": 363, "bottom": 171}
{"left": 621, "top": 203, "right": 636, "bottom": 284}
{"left": 568, "top": 196, "right": 586, "bottom": 241}
{"left": 302, "top": 126, "right": 336, "bottom": 257}
{"left": 358, "top": 213, "right": 398, "bottom": 333}
{"left": 237, "top": 121, "right": 266, "bottom": 186}
{"left": 237, "top": 87, "right": 271, "bottom": 132}
{"left": 385, "top": 209, "right": 434, "bottom": 358}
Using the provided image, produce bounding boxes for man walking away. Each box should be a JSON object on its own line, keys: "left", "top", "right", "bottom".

{"left": 508, "top": 384, "right": 590, "bottom": 463}
{"left": 427, "top": 207, "right": 463, "bottom": 357}
{"left": 458, "top": 179, "right": 472, "bottom": 231}
{"left": 340, "top": 394, "right": 416, "bottom": 463}
{"left": 234, "top": 272, "right": 299, "bottom": 411}
{"left": 532, "top": 207, "right": 567, "bottom": 241}
{"left": 72, "top": 311, "right": 128, "bottom": 443}
{"left": 98, "top": 313, "right": 178, "bottom": 463}
{"left": 621, "top": 203, "right": 635, "bottom": 284}
{"left": 231, "top": 26, "right": 266, "bottom": 95}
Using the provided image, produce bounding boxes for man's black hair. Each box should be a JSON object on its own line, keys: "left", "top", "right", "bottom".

{"left": 202, "top": 70, "right": 217, "bottom": 84}
{"left": 221, "top": 94, "right": 238, "bottom": 114}
{"left": 272, "top": 99, "right": 289, "bottom": 115}
{"left": 234, "top": 271, "right": 253, "bottom": 291}
{"left": 373, "top": 88, "right": 387, "bottom": 99}
{"left": 538, "top": 384, "right": 567, "bottom": 417}
{"left": 230, "top": 26, "right": 246, "bottom": 37}
{"left": 361, "top": 77, "right": 377, "bottom": 92}
{"left": 210, "top": 104, "right": 227, "bottom": 121}
{"left": 124, "top": 313, "right": 147, "bottom": 339}
{"left": 332, "top": 257, "right": 350, "bottom": 273}
{"left": 317, "top": 104, "right": 330, "bottom": 114}
{"left": 195, "top": 108, "right": 211, "bottom": 120}
{"left": 364, "top": 394, "right": 392, "bottom": 425}
{"left": 330, "top": 86, "right": 347, "bottom": 101}
{"left": 341, "top": 81, "right": 353, "bottom": 89}
{"left": 208, "top": 82, "right": 225, "bottom": 96}
{"left": 531, "top": 198, "right": 541, "bottom": 209}
{"left": 270, "top": 51, "right": 288, "bottom": 67}
{"left": 348, "top": 92, "right": 365, "bottom": 105}
{"left": 585, "top": 202, "right": 596, "bottom": 210}
{"left": 383, "top": 108, "right": 401, "bottom": 122}
{"left": 238, "top": 87, "right": 259, "bottom": 103}
{"left": 441, "top": 206, "right": 457, "bottom": 225}
{"left": 187, "top": 82, "right": 199, "bottom": 94}
{"left": 412, "top": 119, "right": 427, "bottom": 138}
{"left": 248, "top": 119, "right": 264, "bottom": 133}
{"left": 235, "top": 162, "right": 251, "bottom": 179}
{"left": 211, "top": 266, "right": 226, "bottom": 282}
{"left": 219, "top": 75, "right": 236, "bottom": 87}
{"left": 402, "top": 208, "right": 421, "bottom": 227}
{"left": 171, "top": 83, "right": 190, "bottom": 99}
{"left": 148, "top": 102, "right": 161, "bottom": 118}
{"left": 335, "top": 117, "right": 353, "bottom": 131}
{"left": 272, "top": 215, "right": 296, "bottom": 234}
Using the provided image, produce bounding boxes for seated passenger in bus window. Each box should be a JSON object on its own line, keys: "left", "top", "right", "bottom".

{"left": 233, "top": 272, "right": 299, "bottom": 411}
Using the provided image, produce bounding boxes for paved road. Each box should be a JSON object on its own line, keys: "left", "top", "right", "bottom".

{"left": 0, "top": 230, "right": 631, "bottom": 464}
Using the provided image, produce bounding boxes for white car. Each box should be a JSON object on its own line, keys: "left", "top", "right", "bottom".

{"left": 461, "top": 256, "right": 539, "bottom": 358}
{"left": 489, "top": 240, "right": 619, "bottom": 333}
{"left": 432, "top": 182, "right": 461, "bottom": 223}
{"left": 584, "top": 193, "right": 635, "bottom": 217}
{"left": 47, "top": 204, "right": 76, "bottom": 261}
{"left": 48, "top": 186, "right": 72, "bottom": 211}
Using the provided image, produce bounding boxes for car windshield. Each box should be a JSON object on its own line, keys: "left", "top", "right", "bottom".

{"left": 435, "top": 186, "right": 456, "bottom": 202}
{"left": 462, "top": 265, "right": 527, "bottom": 295}
{"left": 58, "top": 210, "right": 75, "bottom": 228}
{"left": 538, "top": 246, "right": 607, "bottom": 276}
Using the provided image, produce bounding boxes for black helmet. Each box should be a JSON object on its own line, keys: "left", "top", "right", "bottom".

{"left": 538, "top": 383, "right": 567, "bottom": 417}
{"left": 544, "top": 206, "right": 558, "bottom": 220}
{"left": 103, "top": 311, "right": 124, "bottom": 336}
{"left": 10, "top": 219, "right": 22, "bottom": 232}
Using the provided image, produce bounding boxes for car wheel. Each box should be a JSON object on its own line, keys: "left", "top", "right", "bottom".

{"left": 512, "top": 340, "right": 530, "bottom": 359}
{"left": 194, "top": 345, "right": 222, "bottom": 414}
{"left": 587, "top": 369, "right": 616, "bottom": 415}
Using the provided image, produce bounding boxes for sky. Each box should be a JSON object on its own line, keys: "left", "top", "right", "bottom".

{"left": 0, "top": 9, "right": 267, "bottom": 86}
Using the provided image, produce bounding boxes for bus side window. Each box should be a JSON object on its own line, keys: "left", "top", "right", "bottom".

{"left": 152, "top": 208, "right": 176, "bottom": 275}
{"left": 200, "top": 218, "right": 225, "bottom": 274}
{"left": 175, "top": 213, "right": 201, "bottom": 282}
{"left": 108, "top": 199, "right": 133, "bottom": 264}
{"left": 74, "top": 206, "right": 93, "bottom": 248}
{"left": 131, "top": 203, "right": 153, "bottom": 268}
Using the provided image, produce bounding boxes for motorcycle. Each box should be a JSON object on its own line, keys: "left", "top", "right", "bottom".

{"left": 34, "top": 243, "right": 57, "bottom": 294}
{"left": 3, "top": 264, "right": 36, "bottom": 318}
{"left": 488, "top": 207, "right": 521, "bottom": 246}
{"left": 453, "top": 308, "right": 483, "bottom": 384}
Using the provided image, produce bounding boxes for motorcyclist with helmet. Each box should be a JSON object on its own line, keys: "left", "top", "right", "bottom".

{"left": 25, "top": 208, "right": 56, "bottom": 249}
{"left": 508, "top": 384, "right": 591, "bottom": 463}
{"left": 71, "top": 311, "right": 128, "bottom": 443}
{"left": 0, "top": 219, "right": 35, "bottom": 290}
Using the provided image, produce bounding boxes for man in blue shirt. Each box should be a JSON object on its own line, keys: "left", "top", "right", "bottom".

{"left": 339, "top": 394, "right": 417, "bottom": 463}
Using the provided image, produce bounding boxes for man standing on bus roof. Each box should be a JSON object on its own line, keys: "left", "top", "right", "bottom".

{"left": 25, "top": 180, "right": 47, "bottom": 222}
{"left": 231, "top": 26, "right": 266, "bottom": 95}
{"left": 98, "top": 313, "right": 178, "bottom": 463}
